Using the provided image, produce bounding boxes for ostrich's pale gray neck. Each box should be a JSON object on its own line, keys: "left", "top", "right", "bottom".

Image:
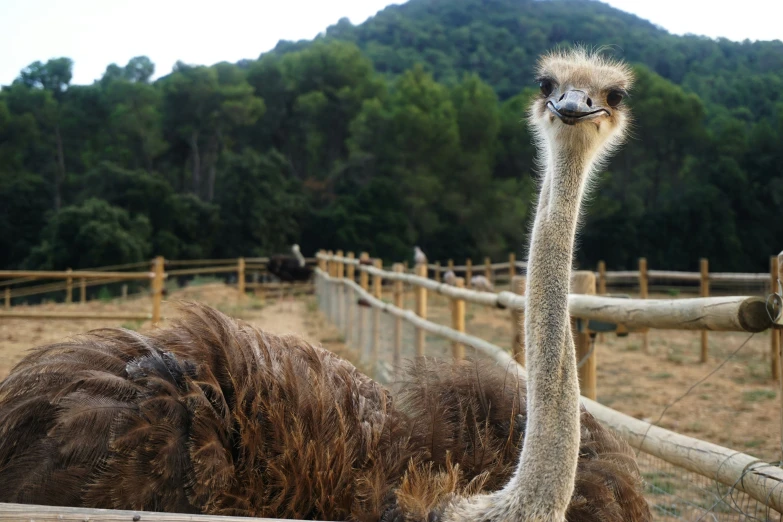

{"left": 502, "top": 147, "right": 593, "bottom": 518}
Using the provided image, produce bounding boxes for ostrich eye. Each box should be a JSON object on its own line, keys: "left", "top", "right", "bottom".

{"left": 606, "top": 89, "right": 626, "bottom": 108}
{"left": 539, "top": 78, "right": 554, "bottom": 97}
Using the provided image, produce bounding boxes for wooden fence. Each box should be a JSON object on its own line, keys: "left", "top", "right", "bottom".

{"left": 409, "top": 252, "right": 780, "bottom": 378}
{"left": 318, "top": 250, "right": 774, "bottom": 401}
{"left": 315, "top": 250, "right": 783, "bottom": 516}
{"left": 0, "top": 256, "right": 318, "bottom": 323}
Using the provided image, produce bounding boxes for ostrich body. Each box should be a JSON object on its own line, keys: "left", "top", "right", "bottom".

{"left": 443, "top": 270, "right": 457, "bottom": 286}
{"left": 0, "top": 49, "right": 649, "bottom": 521}
{"left": 267, "top": 245, "right": 313, "bottom": 283}
{"left": 469, "top": 275, "right": 494, "bottom": 292}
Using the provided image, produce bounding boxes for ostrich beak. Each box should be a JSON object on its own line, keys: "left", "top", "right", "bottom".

{"left": 547, "top": 89, "right": 609, "bottom": 125}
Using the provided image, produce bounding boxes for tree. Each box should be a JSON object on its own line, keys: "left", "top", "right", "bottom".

{"left": 26, "top": 198, "right": 151, "bottom": 269}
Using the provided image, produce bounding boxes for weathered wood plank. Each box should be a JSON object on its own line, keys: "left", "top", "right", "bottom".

{"left": 0, "top": 502, "right": 314, "bottom": 522}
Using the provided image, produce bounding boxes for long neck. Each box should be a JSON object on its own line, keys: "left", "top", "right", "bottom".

{"left": 504, "top": 148, "right": 593, "bottom": 519}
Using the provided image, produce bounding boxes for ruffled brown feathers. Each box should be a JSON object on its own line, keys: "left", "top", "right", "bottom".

{"left": 390, "top": 358, "right": 652, "bottom": 522}
{"left": 0, "top": 302, "right": 418, "bottom": 520}
{"left": 0, "top": 303, "right": 650, "bottom": 521}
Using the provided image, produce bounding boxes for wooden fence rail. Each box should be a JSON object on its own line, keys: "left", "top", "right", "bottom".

{"left": 318, "top": 253, "right": 772, "bottom": 333}
{"left": 0, "top": 502, "right": 311, "bottom": 522}
{"left": 0, "top": 270, "right": 157, "bottom": 280}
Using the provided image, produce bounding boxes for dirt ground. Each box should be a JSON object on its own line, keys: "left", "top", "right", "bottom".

{"left": 0, "top": 283, "right": 354, "bottom": 379}
{"left": 1, "top": 282, "right": 780, "bottom": 465}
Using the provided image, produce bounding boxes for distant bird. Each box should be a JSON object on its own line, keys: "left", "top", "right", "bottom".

{"left": 267, "top": 246, "right": 313, "bottom": 283}
{"left": 267, "top": 246, "right": 313, "bottom": 309}
{"left": 291, "top": 244, "right": 306, "bottom": 267}
{"left": 443, "top": 270, "right": 457, "bottom": 286}
{"left": 414, "top": 246, "right": 427, "bottom": 266}
{"left": 470, "top": 275, "right": 494, "bottom": 292}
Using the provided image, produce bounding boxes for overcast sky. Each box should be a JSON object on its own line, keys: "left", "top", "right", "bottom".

{"left": 1, "top": 0, "right": 781, "bottom": 86}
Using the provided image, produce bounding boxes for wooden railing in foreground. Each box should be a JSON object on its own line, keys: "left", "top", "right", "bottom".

{"left": 320, "top": 253, "right": 772, "bottom": 333}
{"left": 0, "top": 502, "right": 312, "bottom": 521}
{"left": 314, "top": 262, "right": 783, "bottom": 515}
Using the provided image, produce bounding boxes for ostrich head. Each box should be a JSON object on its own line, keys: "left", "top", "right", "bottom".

{"left": 528, "top": 46, "right": 633, "bottom": 181}
{"left": 291, "top": 244, "right": 305, "bottom": 267}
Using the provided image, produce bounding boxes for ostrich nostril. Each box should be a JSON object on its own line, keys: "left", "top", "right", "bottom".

{"left": 586, "top": 97, "right": 593, "bottom": 108}
{"left": 558, "top": 93, "right": 565, "bottom": 102}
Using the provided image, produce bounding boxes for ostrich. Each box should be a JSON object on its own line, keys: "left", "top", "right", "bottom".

{"left": 267, "top": 245, "right": 313, "bottom": 307}
{"left": 413, "top": 246, "right": 427, "bottom": 266}
{"left": 469, "top": 274, "right": 494, "bottom": 292}
{"left": 418, "top": 46, "right": 642, "bottom": 522}
{"left": 0, "top": 48, "right": 649, "bottom": 521}
{"left": 291, "top": 244, "right": 306, "bottom": 267}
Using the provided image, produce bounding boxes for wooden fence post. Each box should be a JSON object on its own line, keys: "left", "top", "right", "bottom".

{"left": 237, "top": 257, "right": 246, "bottom": 301}
{"left": 393, "top": 264, "right": 404, "bottom": 371}
{"left": 451, "top": 277, "right": 465, "bottom": 360}
{"left": 639, "top": 257, "right": 649, "bottom": 353}
{"left": 336, "top": 250, "right": 344, "bottom": 331}
{"left": 66, "top": 268, "right": 73, "bottom": 304}
{"left": 777, "top": 253, "right": 783, "bottom": 407}
{"left": 700, "top": 258, "right": 709, "bottom": 363}
{"left": 509, "top": 253, "right": 516, "bottom": 282}
{"left": 484, "top": 256, "right": 492, "bottom": 284}
{"left": 121, "top": 284, "right": 128, "bottom": 301}
{"left": 324, "top": 250, "right": 334, "bottom": 315}
{"left": 4, "top": 288, "right": 9, "bottom": 310}
{"left": 359, "top": 252, "right": 370, "bottom": 359}
{"left": 772, "top": 255, "right": 781, "bottom": 381}
{"left": 79, "top": 279, "right": 86, "bottom": 305}
{"left": 152, "top": 256, "right": 165, "bottom": 325}
{"left": 597, "top": 260, "right": 607, "bottom": 342}
{"left": 511, "top": 276, "right": 526, "bottom": 366}
{"left": 372, "top": 259, "right": 382, "bottom": 368}
{"left": 346, "top": 252, "right": 355, "bottom": 345}
{"left": 415, "top": 263, "right": 428, "bottom": 356}
{"left": 466, "top": 258, "right": 473, "bottom": 288}
{"left": 434, "top": 261, "right": 441, "bottom": 283}
{"left": 317, "top": 250, "right": 327, "bottom": 272}
{"left": 572, "top": 271, "right": 597, "bottom": 400}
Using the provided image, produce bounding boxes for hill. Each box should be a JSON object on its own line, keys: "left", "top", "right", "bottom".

{"left": 289, "top": 0, "right": 783, "bottom": 118}
{"left": 0, "top": 0, "right": 781, "bottom": 275}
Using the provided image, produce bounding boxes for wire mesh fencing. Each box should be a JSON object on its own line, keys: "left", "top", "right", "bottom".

{"left": 315, "top": 272, "right": 783, "bottom": 521}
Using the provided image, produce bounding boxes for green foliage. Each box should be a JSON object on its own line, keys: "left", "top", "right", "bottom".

{"left": 26, "top": 198, "right": 151, "bottom": 269}
{"left": 1, "top": 0, "right": 782, "bottom": 271}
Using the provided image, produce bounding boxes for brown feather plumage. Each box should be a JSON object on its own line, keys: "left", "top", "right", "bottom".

{"left": 0, "top": 302, "right": 649, "bottom": 521}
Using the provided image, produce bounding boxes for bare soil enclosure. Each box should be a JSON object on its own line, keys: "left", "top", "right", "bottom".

{"left": 1, "top": 283, "right": 779, "bottom": 465}
{"left": 0, "top": 283, "right": 356, "bottom": 380}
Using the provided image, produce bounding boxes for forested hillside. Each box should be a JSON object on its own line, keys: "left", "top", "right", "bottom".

{"left": 1, "top": 0, "right": 781, "bottom": 272}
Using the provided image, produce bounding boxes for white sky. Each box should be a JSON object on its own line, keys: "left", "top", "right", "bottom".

{"left": 0, "top": 0, "right": 781, "bottom": 86}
